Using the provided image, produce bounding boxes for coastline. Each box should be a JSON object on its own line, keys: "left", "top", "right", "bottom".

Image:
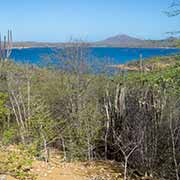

{"left": 12, "top": 45, "right": 179, "bottom": 50}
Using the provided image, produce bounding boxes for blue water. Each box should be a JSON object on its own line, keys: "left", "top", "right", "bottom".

{"left": 10, "top": 47, "right": 180, "bottom": 66}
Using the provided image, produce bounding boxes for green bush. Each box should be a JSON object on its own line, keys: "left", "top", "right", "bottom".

{"left": 0, "top": 146, "right": 36, "bottom": 180}
{"left": 2, "top": 128, "right": 16, "bottom": 145}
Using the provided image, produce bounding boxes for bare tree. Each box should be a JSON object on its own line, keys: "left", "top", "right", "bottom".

{"left": 103, "top": 82, "right": 145, "bottom": 180}
{"left": 104, "top": 87, "right": 111, "bottom": 160}
{"left": 113, "top": 120, "right": 143, "bottom": 180}
{"left": 169, "top": 113, "right": 180, "bottom": 180}
{"left": 6, "top": 64, "right": 34, "bottom": 143}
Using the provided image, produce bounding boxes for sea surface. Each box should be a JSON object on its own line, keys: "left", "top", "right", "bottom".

{"left": 10, "top": 47, "right": 180, "bottom": 66}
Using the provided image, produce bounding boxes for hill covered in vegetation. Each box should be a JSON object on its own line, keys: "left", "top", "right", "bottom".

{"left": 0, "top": 46, "right": 180, "bottom": 180}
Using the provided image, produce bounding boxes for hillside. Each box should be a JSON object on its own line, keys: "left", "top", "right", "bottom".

{"left": 0, "top": 46, "right": 180, "bottom": 180}
{"left": 13, "top": 35, "right": 179, "bottom": 48}
{"left": 99, "top": 34, "right": 143, "bottom": 44}
{"left": 94, "top": 34, "right": 178, "bottom": 48}
{"left": 0, "top": 146, "right": 147, "bottom": 180}
{"left": 95, "top": 34, "right": 144, "bottom": 47}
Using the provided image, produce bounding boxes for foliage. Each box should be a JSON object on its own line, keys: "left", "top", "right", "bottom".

{"left": 0, "top": 146, "right": 35, "bottom": 180}
{"left": 0, "top": 92, "right": 9, "bottom": 120}
{"left": 2, "top": 128, "right": 17, "bottom": 145}
{"left": 0, "top": 53, "right": 180, "bottom": 180}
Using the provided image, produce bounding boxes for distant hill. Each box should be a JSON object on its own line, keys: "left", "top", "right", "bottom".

{"left": 96, "top": 34, "right": 144, "bottom": 47}
{"left": 13, "top": 34, "right": 179, "bottom": 49}
{"left": 94, "top": 34, "right": 179, "bottom": 48}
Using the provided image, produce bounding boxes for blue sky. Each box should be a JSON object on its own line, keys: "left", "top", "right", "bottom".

{"left": 0, "top": 0, "right": 179, "bottom": 42}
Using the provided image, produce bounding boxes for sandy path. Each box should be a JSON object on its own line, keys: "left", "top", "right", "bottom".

{"left": 32, "top": 161, "right": 88, "bottom": 180}
{"left": 4, "top": 160, "right": 123, "bottom": 180}
{"left": 37, "top": 166, "right": 87, "bottom": 180}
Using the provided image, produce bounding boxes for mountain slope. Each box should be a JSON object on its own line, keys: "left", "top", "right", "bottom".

{"left": 13, "top": 35, "right": 179, "bottom": 48}
{"left": 100, "top": 34, "right": 143, "bottom": 44}
{"left": 95, "top": 34, "right": 178, "bottom": 47}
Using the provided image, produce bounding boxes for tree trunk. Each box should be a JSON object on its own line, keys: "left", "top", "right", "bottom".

{"left": 42, "top": 133, "right": 49, "bottom": 163}
{"left": 170, "top": 114, "right": 179, "bottom": 180}
{"left": 61, "top": 137, "right": 67, "bottom": 161}
{"left": 124, "top": 157, "right": 128, "bottom": 180}
{"left": 104, "top": 103, "right": 110, "bottom": 160}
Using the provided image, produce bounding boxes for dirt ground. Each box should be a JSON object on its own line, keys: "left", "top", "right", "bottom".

{"left": 1, "top": 156, "right": 124, "bottom": 180}
{"left": 31, "top": 160, "right": 123, "bottom": 180}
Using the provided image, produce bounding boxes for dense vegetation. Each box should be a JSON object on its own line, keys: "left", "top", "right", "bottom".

{"left": 0, "top": 46, "right": 180, "bottom": 180}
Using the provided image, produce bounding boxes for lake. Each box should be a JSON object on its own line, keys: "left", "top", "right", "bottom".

{"left": 10, "top": 47, "right": 180, "bottom": 66}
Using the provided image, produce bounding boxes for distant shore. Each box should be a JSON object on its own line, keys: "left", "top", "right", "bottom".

{"left": 12, "top": 45, "right": 179, "bottom": 50}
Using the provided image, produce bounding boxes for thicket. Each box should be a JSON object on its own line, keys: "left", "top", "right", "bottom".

{"left": 0, "top": 48, "right": 180, "bottom": 180}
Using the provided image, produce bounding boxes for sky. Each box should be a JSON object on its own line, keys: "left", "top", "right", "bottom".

{"left": 0, "top": 0, "right": 179, "bottom": 42}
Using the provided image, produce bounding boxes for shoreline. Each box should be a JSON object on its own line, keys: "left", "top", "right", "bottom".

{"left": 12, "top": 46, "right": 180, "bottom": 50}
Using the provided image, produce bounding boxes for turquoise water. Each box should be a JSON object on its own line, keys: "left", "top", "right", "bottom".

{"left": 10, "top": 47, "right": 180, "bottom": 66}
